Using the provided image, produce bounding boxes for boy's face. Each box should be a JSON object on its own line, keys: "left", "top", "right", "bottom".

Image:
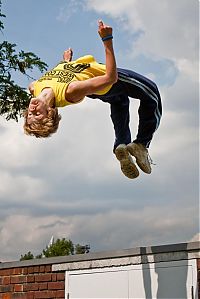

{"left": 27, "top": 98, "right": 48, "bottom": 124}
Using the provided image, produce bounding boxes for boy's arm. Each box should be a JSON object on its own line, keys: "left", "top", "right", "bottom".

{"left": 66, "top": 20, "right": 118, "bottom": 103}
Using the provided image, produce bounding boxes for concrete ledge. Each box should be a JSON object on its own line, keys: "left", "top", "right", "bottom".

{"left": 52, "top": 242, "right": 200, "bottom": 272}
{"left": 0, "top": 241, "right": 199, "bottom": 270}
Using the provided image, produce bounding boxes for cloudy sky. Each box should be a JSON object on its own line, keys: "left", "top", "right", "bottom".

{"left": 0, "top": 0, "right": 199, "bottom": 262}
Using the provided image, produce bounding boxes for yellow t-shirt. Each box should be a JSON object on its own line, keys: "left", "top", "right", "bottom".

{"left": 33, "top": 55, "right": 113, "bottom": 107}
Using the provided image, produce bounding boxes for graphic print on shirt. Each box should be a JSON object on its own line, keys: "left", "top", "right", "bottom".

{"left": 38, "top": 62, "right": 90, "bottom": 84}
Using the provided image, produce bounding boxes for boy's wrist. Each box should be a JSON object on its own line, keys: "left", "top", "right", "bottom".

{"left": 102, "top": 35, "right": 113, "bottom": 42}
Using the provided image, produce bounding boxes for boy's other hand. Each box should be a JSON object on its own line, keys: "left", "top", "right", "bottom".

{"left": 98, "top": 20, "right": 113, "bottom": 38}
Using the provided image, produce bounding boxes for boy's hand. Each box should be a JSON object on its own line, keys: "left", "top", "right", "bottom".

{"left": 63, "top": 48, "right": 73, "bottom": 62}
{"left": 98, "top": 20, "right": 113, "bottom": 38}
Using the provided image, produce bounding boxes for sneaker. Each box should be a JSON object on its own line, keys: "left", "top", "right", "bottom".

{"left": 114, "top": 144, "right": 139, "bottom": 179}
{"left": 127, "top": 143, "right": 152, "bottom": 174}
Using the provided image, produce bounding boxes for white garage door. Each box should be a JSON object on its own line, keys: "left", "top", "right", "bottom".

{"left": 65, "top": 259, "right": 197, "bottom": 299}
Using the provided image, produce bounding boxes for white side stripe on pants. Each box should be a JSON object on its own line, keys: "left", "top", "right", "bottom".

{"left": 118, "top": 73, "right": 161, "bottom": 132}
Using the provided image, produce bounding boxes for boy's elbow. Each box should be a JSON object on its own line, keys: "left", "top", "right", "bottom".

{"left": 108, "top": 72, "right": 118, "bottom": 85}
{"left": 112, "top": 72, "right": 118, "bottom": 84}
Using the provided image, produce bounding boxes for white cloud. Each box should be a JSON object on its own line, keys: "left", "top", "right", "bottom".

{"left": 0, "top": 171, "right": 48, "bottom": 202}
{"left": 176, "top": 59, "right": 198, "bottom": 81}
{"left": 0, "top": 118, "right": 43, "bottom": 169}
{"left": 0, "top": 203, "right": 197, "bottom": 261}
{"left": 57, "top": 0, "right": 85, "bottom": 23}
{"left": 48, "top": 100, "right": 117, "bottom": 182}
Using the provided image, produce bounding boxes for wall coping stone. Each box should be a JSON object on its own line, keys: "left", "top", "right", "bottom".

{"left": 0, "top": 241, "right": 199, "bottom": 270}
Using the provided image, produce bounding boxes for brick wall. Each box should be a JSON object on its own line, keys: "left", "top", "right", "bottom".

{"left": 0, "top": 264, "right": 65, "bottom": 299}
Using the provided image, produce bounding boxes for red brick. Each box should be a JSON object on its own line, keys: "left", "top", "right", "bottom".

{"left": 35, "top": 274, "right": 52, "bottom": 282}
{"left": 38, "top": 283, "right": 48, "bottom": 290}
{"left": 28, "top": 267, "right": 34, "bottom": 274}
{"left": 56, "top": 273, "right": 65, "bottom": 281}
{"left": 34, "top": 291, "right": 56, "bottom": 298}
{"left": 24, "top": 283, "right": 39, "bottom": 291}
{"left": 48, "top": 282, "right": 65, "bottom": 290}
{"left": 45, "top": 266, "right": 51, "bottom": 273}
{"left": 11, "top": 268, "right": 23, "bottom": 275}
{"left": 52, "top": 274, "right": 57, "bottom": 282}
{"left": 11, "top": 275, "right": 27, "bottom": 284}
{"left": 12, "top": 293, "right": 26, "bottom": 298}
{"left": 55, "top": 290, "right": 65, "bottom": 298}
{"left": 14, "top": 284, "right": 23, "bottom": 292}
{"left": 0, "top": 269, "right": 11, "bottom": 276}
{"left": 2, "top": 277, "right": 10, "bottom": 285}
{"left": 39, "top": 266, "right": 45, "bottom": 273}
{"left": 22, "top": 268, "right": 28, "bottom": 275}
{"left": 0, "top": 285, "right": 13, "bottom": 292}
{"left": 34, "top": 266, "right": 40, "bottom": 273}
{"left": 27, "top": 275, "right": 35, "bottom": 283}
{"left": 1, "top": 295, "right": 11, "bottom": 299}
{"left": 26, "top": 293, "right": 34, "bottom": 299}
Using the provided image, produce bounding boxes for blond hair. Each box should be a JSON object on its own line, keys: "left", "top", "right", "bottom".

{"left": 23, "top": 107, "right": 61, "bottom": 138}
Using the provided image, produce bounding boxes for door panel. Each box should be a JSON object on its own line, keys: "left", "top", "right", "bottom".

{"left": 68, "top": 269, "right": 129, "bottom": 298}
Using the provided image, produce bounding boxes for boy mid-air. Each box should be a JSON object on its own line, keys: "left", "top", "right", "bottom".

{"left": 24, "top": 20, "right": 162, "bottom": 179}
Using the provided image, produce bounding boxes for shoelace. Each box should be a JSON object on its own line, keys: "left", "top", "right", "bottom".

{"left": 147, "top": 153, "right": 156, "bottom": 165}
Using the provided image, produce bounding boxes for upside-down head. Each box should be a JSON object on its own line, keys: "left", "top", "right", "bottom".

{"left": 23, "top": 98, "right": 61, "bottom": 138}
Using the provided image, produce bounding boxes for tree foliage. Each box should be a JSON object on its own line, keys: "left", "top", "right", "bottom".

{"left": 0, "top": 0, "right": 48, "bottom": 121}
{"left": 42, "top": 238, "right": 74, "bottom": 258}
{"left": 20, "top": 251, "right": 34, "bottom": 261}
{"left": 20, "top": 238, "right": 90, "bottom": 261}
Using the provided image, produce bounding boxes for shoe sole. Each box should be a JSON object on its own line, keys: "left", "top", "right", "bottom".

{"left": 127, "top": 144, "right": 151, "bottom": 174}
{"left": 115, "top": 146, "right": 139, "bottom": 179}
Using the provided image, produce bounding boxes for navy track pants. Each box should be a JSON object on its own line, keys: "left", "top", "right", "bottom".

{"left": 88, "top": 68, "right": 162, "bottom": 150}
